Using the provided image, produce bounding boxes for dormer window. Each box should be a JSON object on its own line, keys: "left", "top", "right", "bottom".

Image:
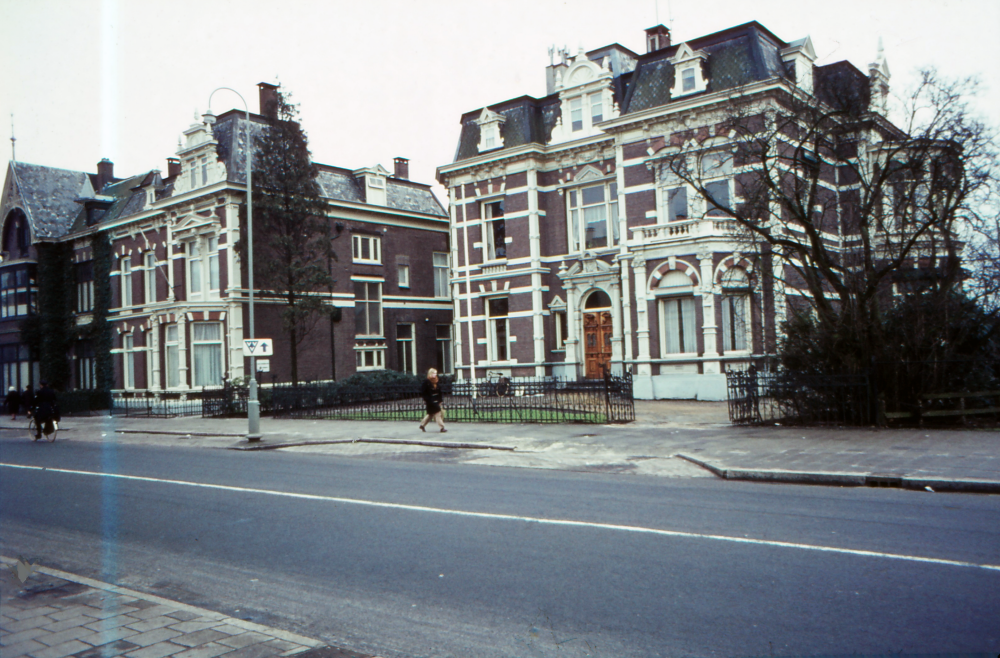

{"left": 366, "top": 176, "right": 386, "bottom": 205}
{"left": 682, "top": 68, "right": 696, "bottom": 92}
{"left": 670, "top": 43, "right": 709, "bottom": 98}
{"left": 476, "top": 109, "right": 506, "bottom": 153}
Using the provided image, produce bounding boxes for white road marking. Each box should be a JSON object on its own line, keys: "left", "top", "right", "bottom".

{"left": 3, "top": 462, "right": 998, "bottom": 572}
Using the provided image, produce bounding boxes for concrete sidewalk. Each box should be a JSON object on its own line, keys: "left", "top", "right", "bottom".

{"left": 6, "top": 400, "right": 998, "bottom": 493}
{"left": 0, "top": 558, "right": 371, "bottom": 658}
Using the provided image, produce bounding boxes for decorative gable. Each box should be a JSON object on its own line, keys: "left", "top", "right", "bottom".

{"left": 669, "top": 43, "right": 709, "bottom": 98}
{"left": 174, "top": 111, "right": 226, "bottom": 196}
{"left": 476, "top": 109, "right": 506, "bottom": 153}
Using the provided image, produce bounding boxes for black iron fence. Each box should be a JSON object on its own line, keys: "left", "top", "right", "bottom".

{"left": 727, "top": 368, "right": 872, "bottom": 426}
{"left": 270, "top": 371, "right": 635, "bottom": 424}
{"left": 110, "top": 393, "right": 211, "bottom": 418}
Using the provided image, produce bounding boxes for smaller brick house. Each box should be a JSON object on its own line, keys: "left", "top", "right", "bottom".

{"left": 0, "top": 83, "right": 450, "bottom": 396}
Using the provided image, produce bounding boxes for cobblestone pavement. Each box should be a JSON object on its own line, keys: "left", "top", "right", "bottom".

{"left": 0, "top": 558, "right": 373, "bottom": 658}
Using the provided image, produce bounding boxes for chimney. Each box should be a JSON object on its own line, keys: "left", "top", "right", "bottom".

{"left": 258, "top": 82, "right": 279, "bottom": 119}
{"left": 645, "top": 25, "right": 671, "bottom": 53}
{"left": 166, "top": 157, "right": 181, "bottom": 179}
{"left": 393, "top": 157, "right": 409, "bottom": 180}
{"left": 96, "top": 158, "right": 114, "bottom": 192}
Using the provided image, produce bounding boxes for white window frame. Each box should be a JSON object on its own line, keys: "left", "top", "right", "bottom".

{"left": 567, "top": 181, "right": 619, "bottom": 252}
{"left": 165, "top": 324, "right": 181, "bottom": 389}
{"left": 355, "top": 344, "right": 386, "bottom": 371}
{"left": 396, "top": 323, "right": 416, "bottom": 375}
{"left": 487, "top": 297, "right": 511, "bottom": 363}
{"left": 483, "top": 201, "right": 506, "bottom": 261}
{"left": 352, "top": 234, "right": 382, "bottom": 264}
{"left": 354, "top": 281, "right": 383, "bottom": 337}
{"left": 435, "top": 324, "right": 453, "bottom": 374}
{"left": 186, "top": 237, "right": 221, "bottom": 300}
{"left": 433, "top": 252, "right": 449, "bottom": 298}
{"left": 144, "top": 252, "right": 157, "bottom": 304}
{"left": 659, "top": 296, "right": 698, "bottom": 356}
{"left": 191, "top": 321, "right": 224, "bottom": 388}
{"left": 121, "top": 257, "right": 133, "bottom": 308}
{"left": 123, "top": 333, "right": 136, "bottom": 389}
{"left": 398, "top": 264, "right": 410, "bottom": 289}
{"left": 76, "top": 263, "right": 94, "bottom": 313}
{"left": 589, "top": 93, "right": 603, "bottom": 124}
{"left": 701, "top": 151, "right": 734, "bottom": 218}
{"left": 553, "top": 310, "right": 568, "bottom": 351}
{"left": 721, "top": 294, "right": 750, "bottom": 353}
{"left": 570, "top": 97, "right": 583, "bottom": 131}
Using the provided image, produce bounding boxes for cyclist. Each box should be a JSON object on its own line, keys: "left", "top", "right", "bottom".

{"left": 32, "top": 381, "right": 59, "bottom": 440}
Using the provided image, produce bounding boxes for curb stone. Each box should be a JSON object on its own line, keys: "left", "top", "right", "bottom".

{"left": 675, "top": 453, "right": 1000, "bottom": 493}
{"left": 228, "top": 437, "right": 516, "bottom": 452}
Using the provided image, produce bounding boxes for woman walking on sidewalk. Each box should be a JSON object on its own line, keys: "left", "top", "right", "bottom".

{"left": 419, "top": 368, "right": 446, "bottom": 433}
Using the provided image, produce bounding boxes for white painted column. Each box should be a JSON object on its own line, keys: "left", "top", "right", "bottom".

{"left": 527, "top": 165, "right": 546, "bottom": 376}
{"left": 562, "top": 269, "right": 580, "bottom": 379}
{"left": 633, "top": 256, "right": 652, "bottom": 376}
{"left": 614, "top": 138, "right": 634, "bottom": 368}
{"left": 166, "top": 222, "right": 176, "bottom": 302}
{"left": 450, "top": 188, "right": 464, "bottom": 377}
{"left": 610, "top": 274, "right": 624, "bottom": 374}
{"left": 619, "top": 254, "right": 633, "bottom": 365}
{"left": 228, "top": 301, "right": 244, "bottom": 380}
{"left": 699, "top": 250, "right": 721, "bottom": 374}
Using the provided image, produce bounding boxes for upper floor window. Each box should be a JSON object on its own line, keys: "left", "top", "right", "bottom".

{"left": 201, "top": 157, "right": 209, "bottom": 186}
{"left": 0, "top": 266, "right": 36, "bottom": 318}
{"left": 187, "top": 237, "right": 221, "bottom": 299}
{"left": 590, "top": 93, "right": 603, "bottom": 123}
{"left": 667, "top": 187, "right": 688, "bottom": 222}
{"left": 682, "top": 68, "right": 696, "bottom": 92}
{"left": 354, "top": 281, "right": 383, "bottom": 337}
{"left": 568, "top": 182, "right": 619, "bottom": 252}
{"left": 701, "top": 152, "right": 733, "bottom": 217}
{"left": 398, "top": 264, "right": 410, "bottom": 288}
{"left": 433, "top": 252, "right": 449, "bottom": 298}
{"left": 121, "top": 257, "right": 133, "bottom": 307}
{"left": 76, "top": 261, "right": 94, "bottom": 313}
{"left": 144, "top": 252, "right": 157, "bottom": 304}
{"left": 570, "top": 97, "right": 583, "bottom": 131}
{"left": 353, "top": 234, "right": 382, "bottom": 264}
{"left": 483, "top": 201, "right": 506, "bottom": 261}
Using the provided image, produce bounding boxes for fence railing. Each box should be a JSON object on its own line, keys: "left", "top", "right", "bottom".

{"left": 270, "top": 372, "right": 635, "bottom": 424}
{"left": 110, "top": 393, "right": 212, "bottom": 418}
{"left": 727, "top": 369, "right": 872, "bottom": 426}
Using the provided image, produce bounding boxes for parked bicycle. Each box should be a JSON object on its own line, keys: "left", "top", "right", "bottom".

{"left": 478, "top": 371, "right": 511, "bottom": 397}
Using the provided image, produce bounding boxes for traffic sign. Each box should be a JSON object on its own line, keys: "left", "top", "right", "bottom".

{"left": 243, "top": 338, "right": 273, "bottom": 357}
{"left": 256, "top": 359, "right": 270, "bottom": 372}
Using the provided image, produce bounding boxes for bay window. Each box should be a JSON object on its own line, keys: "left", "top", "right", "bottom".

{"left": 191, "top": 322, "right": 223, "bottom": 387}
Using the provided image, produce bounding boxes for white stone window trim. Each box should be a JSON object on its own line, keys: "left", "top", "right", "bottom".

{"left": 186, "top": 235, "right": 222, "bottom": 300}
{"left": 476, "top": 108, "right": 506, "bottom": 153}
{"left": 352, "top": 234, "right": 382, "bottom": 265}
{"left": 669, "top": 43, "right": 709, "bottom": 98}
{"left": 564, "top": 174, "right": 619, "bottom": 253}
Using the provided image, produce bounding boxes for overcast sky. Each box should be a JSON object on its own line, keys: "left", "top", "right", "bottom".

{"left": 2, "top": 0, "right": 998, "bottom": 203}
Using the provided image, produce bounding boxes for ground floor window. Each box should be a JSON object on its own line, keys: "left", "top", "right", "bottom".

{"left": 661, "top": 297, "right": 698, "bottom": 355}
{"left": 165, "top": 324, "right": 181, "bottom": 388}
{"left": 76, "top": 341, "right": 95, "bottom": 390}
{"left": 396, "top": 324, "right": 415, "bottom": 375}
{"left": 553, "top": 311, "right": 568, "bottom": 350}
{"left": 721, "top": 295, "right": 748, "bottom": 352}
{"left": 355, "top": 342, "right": 386, "bottom": 371}
{"left": 487, "top": 297, "right": 510, "bottom": 362}
{"left": 123, "top": 333, "right": 136, "bottom": 389}
{"left": 191, "top": 322, "right": 223, "bottom": 387}
{"left": 435, "top": 324, "right": 453, "bottom": 374}
{"left": 0, "top": 344, "right": 37, "bottom": 394}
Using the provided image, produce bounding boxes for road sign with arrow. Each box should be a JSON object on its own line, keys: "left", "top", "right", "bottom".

{"left": 242, "top": 338, "right": 273, "bottom": 357}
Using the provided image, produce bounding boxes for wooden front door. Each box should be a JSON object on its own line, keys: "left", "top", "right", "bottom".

{"left": 584, "top": 311, "right": 613, "bottom": 379}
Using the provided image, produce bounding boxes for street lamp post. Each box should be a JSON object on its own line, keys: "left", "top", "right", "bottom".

{"left": 207, "top": 87, "right": 261, "bottom": 442}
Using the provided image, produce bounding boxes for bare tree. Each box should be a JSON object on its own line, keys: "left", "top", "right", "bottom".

{"left": 238, "top": 90, "right": 334, "bottom": 385}
{"left": 659, "top": 69, "right": 998, "bottom": 373}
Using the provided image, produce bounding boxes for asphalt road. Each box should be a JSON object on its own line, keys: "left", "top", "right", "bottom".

{"left": 1, "top": 435, "right": 998, "bottom": 657}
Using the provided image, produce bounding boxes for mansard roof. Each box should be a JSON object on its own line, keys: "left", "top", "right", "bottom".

{"left": 6, "top": 161, "right": 92, "bottom": 239}
{"left": 449, "top": 21, "right": 873, "bottom": 164}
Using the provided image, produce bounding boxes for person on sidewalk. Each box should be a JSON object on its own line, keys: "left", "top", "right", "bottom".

{"left": 32, "top": 381, "right": 59, "bottom": 440}
{"left": 5, "top": 386, "right": 21, "bottom": 420}
{"left": 22, "top": 385, "right": 33, "bottom": 418}
{"left": 419, "top": 368, "right": 447, "bottom": 433}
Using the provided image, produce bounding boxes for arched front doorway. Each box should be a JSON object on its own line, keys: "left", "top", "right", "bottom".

{"left": 583, "top": 290, "right": 613, "bottom": 378}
